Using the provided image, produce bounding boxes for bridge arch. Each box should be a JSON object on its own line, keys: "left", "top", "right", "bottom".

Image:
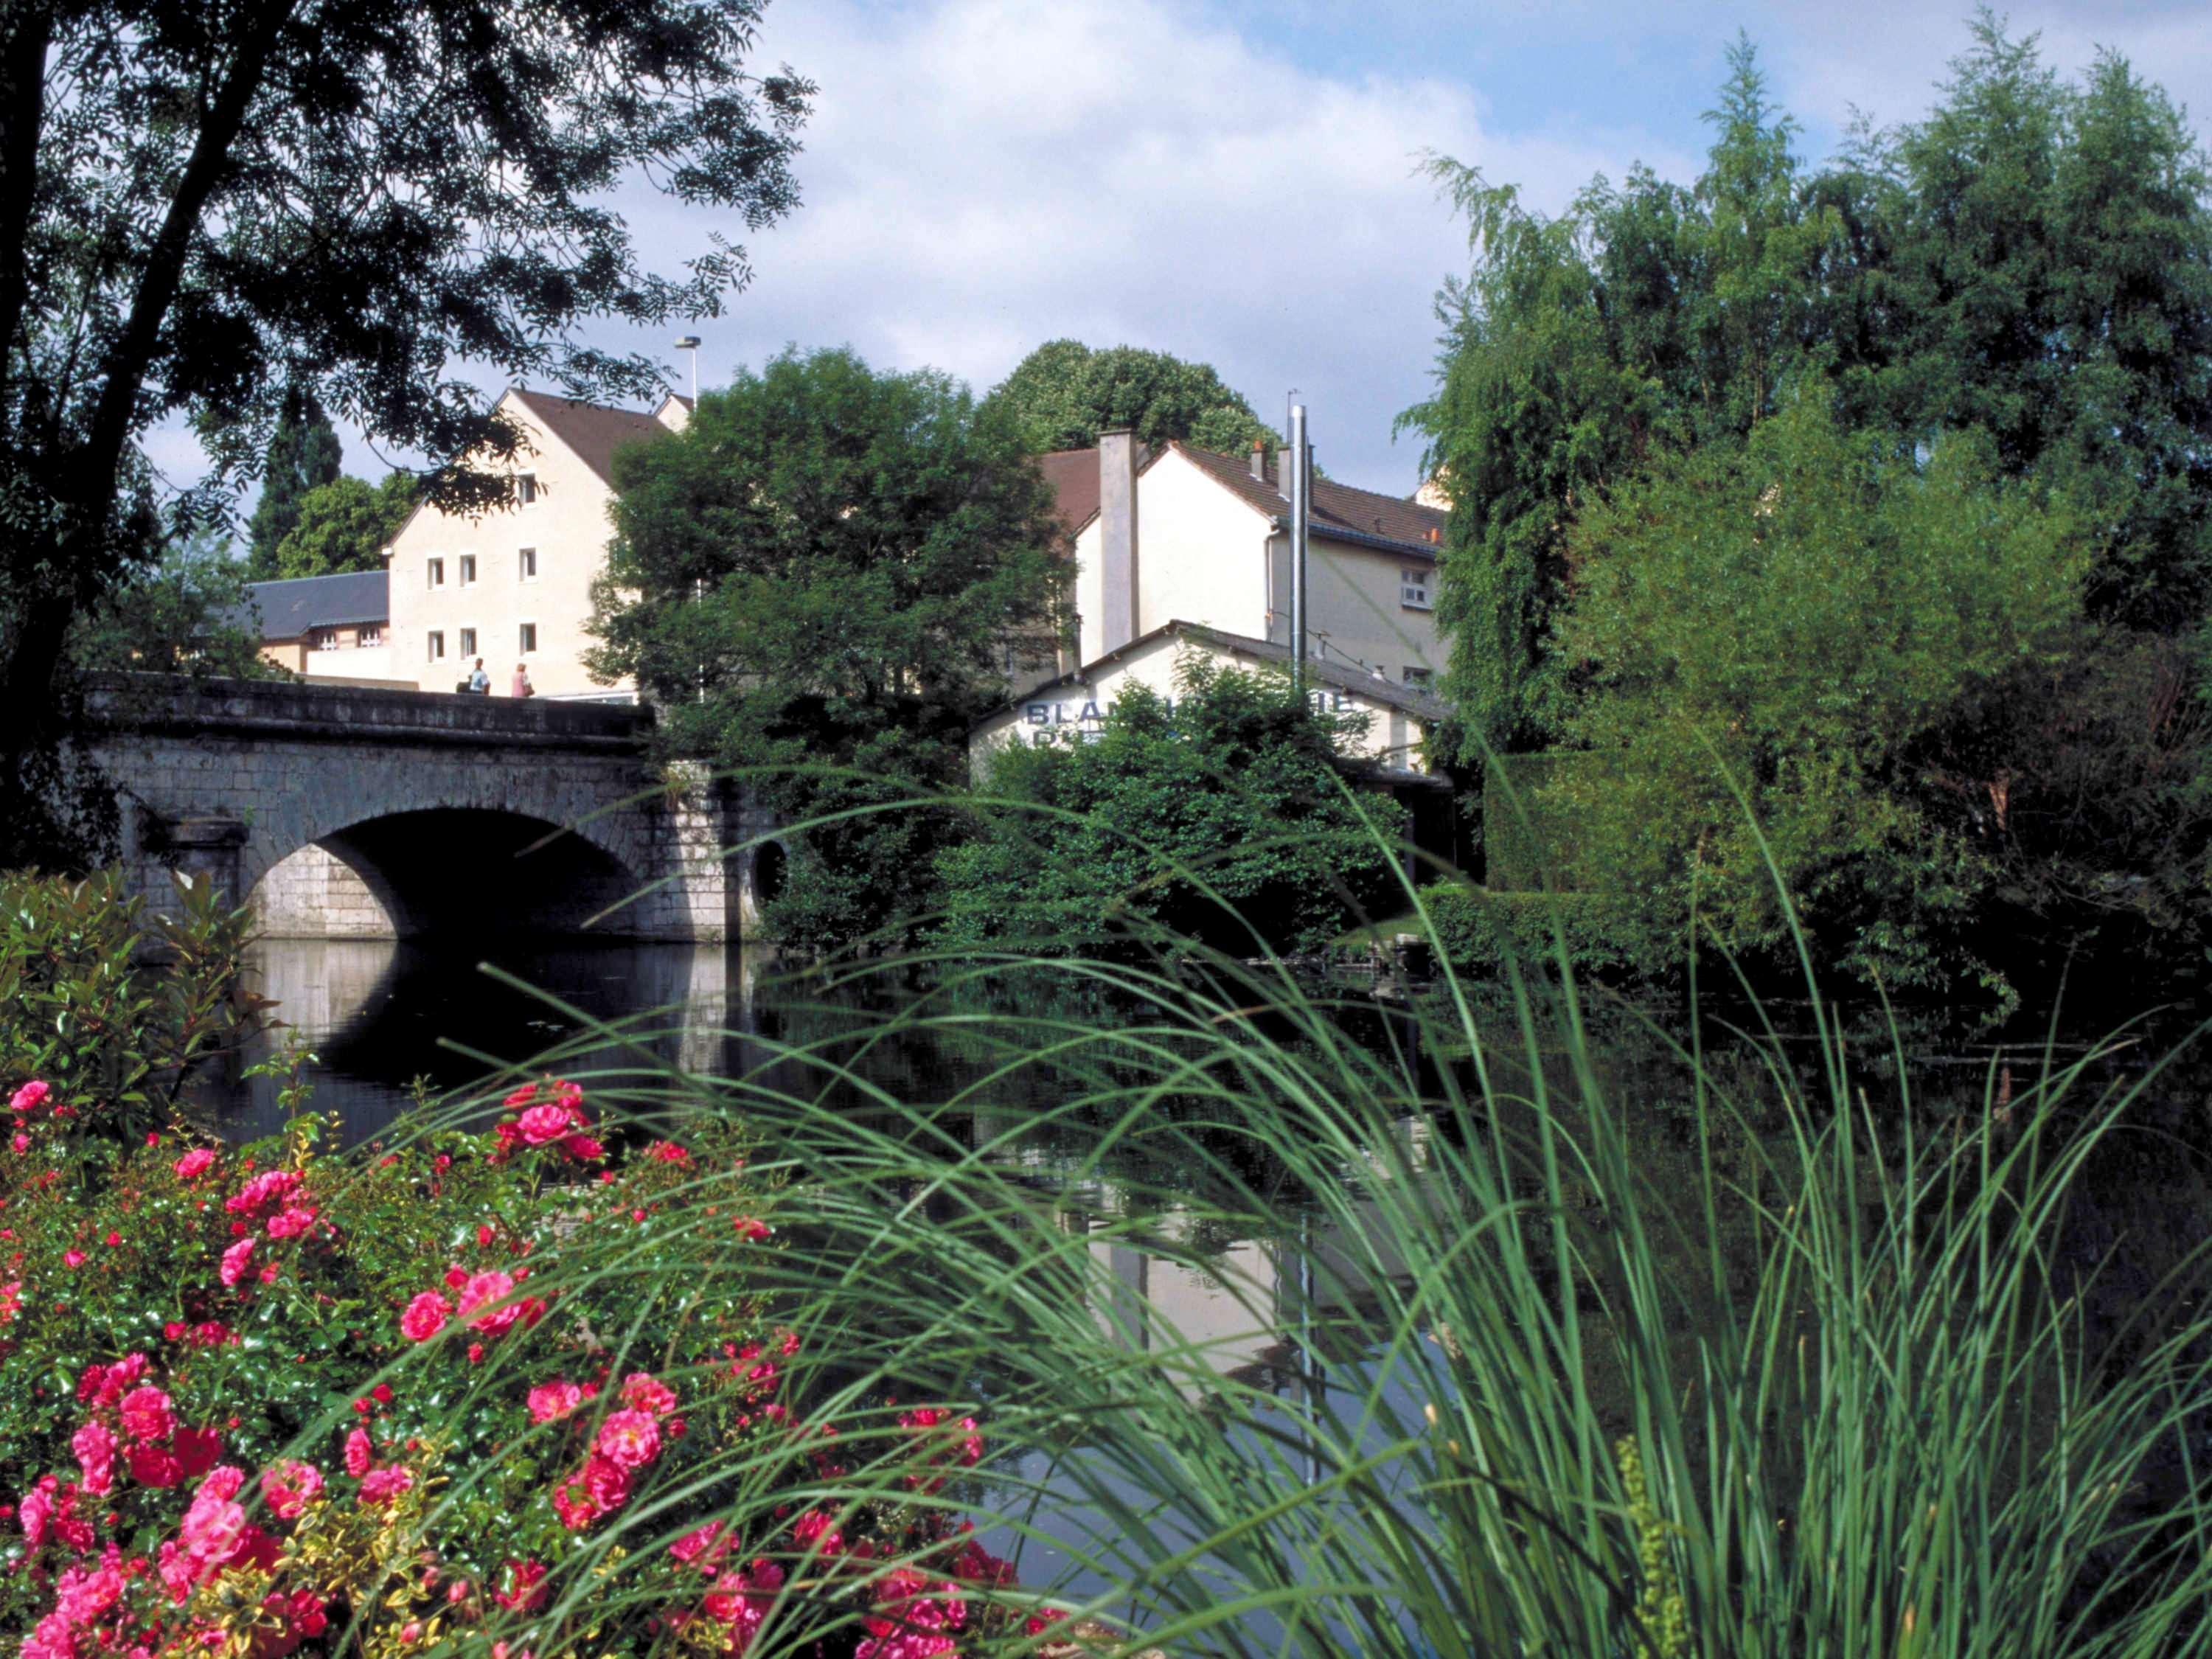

{"left": 251, "top": 807, "right": 657, "bottom": 939}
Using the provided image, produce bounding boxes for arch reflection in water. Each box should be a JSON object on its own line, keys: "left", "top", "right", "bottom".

{"left": 229, "top": 939, "right": 754, "bottom": 1144}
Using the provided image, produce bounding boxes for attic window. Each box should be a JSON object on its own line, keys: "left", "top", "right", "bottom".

{"left": 517, "top": 473, "right": 538, "bottom": 507}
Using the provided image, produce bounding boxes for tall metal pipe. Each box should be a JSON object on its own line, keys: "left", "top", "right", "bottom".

{"left": 1288, "top": 402, "right": 1309, "bottom": 693}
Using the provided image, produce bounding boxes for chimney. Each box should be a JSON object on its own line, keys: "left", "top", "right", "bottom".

{"left": 1249, "top": 438, "right": 1266, "bottom": 481}
{"left": 1098, "top": 429, "right": 1139, "bottom": 653}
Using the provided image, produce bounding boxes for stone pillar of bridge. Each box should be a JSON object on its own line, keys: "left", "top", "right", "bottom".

{"left": 144, "top": 815, "right": 248, "bottom": 911}
{"left": 649, "top": 762, "right": 749, "bottom": 944}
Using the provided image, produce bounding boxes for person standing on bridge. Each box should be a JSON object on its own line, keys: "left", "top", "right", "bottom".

{"left": 467, "top": 658, "right": 490, "bottom": 695}
{"left": 512, "top": 663, "right": 535, "bottom": 698}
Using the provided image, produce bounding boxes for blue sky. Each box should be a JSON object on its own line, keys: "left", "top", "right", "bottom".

{"left": 187, "top": 1, "right": 2212, "bottom": 507}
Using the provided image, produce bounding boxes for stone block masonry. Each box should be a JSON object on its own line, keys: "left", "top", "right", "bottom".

{"left": 83, "top": 674, "right": 778, "bottom": 942}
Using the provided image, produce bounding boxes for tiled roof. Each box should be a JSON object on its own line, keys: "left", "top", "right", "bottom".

{"left": 1040, "top": 442, "right": 1448, "bottom": 557}
{"left": 1174, "top": 443, "right": 1447, "bottom": 555}
{"left": 243, "top": 570, "right": 389, "bottom": 639}
{"left": 1034, "top": 448, "right": 1101, "bottom": 539}
{"left": 509, "top": 389, "right": 677, "bottom": 487}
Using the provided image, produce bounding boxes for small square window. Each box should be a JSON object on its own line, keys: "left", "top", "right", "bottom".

{"left": 459, "top": 554, "right": 476, "bottom": 587}
{"left": 517, "top": 473, "right": 538, "bottom": 507}
{"left": 426, "top": 557, "right": 445, "bottom": 588}
{"left": 459, "top": 627, "right": 477, "bottom": 657}
{"left": 518, "top": 622, "right": 538, "bottom": 654}
{"left": 426, "top": 630, "right": 445, "bottom": 661}
{"left": 518, "top": 546, "right": 538, "bottom": 582}
{"left": 1400, "top": 568, "right": 1432, "bottom": 611}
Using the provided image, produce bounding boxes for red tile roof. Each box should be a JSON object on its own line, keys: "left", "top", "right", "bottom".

{"left": 1174, "top": 442, "right": 1447, "bottom": 554}
{"left": 509, "top": 389, "right": 678, "bottom": 487}
{"left": 1040, "top": 442, "right": 1447, "bottom": 556}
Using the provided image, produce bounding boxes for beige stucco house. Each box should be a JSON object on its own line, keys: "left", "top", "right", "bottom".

{"left": 1047, "top": 435, "right": 1450, "bottom": 692}
{"left": 383, "top": 388, "right": 690, "bottom": 700}
{"left": 243, "top": 570, "right": 407, "bottom": 686}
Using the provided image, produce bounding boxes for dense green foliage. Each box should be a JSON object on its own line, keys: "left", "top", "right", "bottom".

{"left": 982, "top": 338, "right": 1280, "bottom": 456}
{"left": 1554, "top": 403, "right": 2087, "bottom": 991}
{"left": 935, "top": 662, "right": 1406, "bottom": 959}
{"left": 244, "top": 394, "right": 344, "bottom": 580}
{"left": 1404, "top": 21, "right": 2212, "bottom": 993}
{"left": 587, "top": 347, "right": 1067, "bottom": 949}
{"left": 0, "top": 0, "right": 810, "bottom": 869}
{"left": 63, "top": 530, "right": 276, "bottom": 679}
{"left": 272, "top": 472, "right": 420, "bottom": 579}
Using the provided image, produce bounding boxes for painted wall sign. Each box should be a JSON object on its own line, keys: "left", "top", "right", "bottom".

{"left": 1019, "top": 689, "right": 1360, "bottom": 728}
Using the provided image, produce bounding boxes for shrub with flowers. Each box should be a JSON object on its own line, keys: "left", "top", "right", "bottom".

{"left": 0, "top": 874, "right": 1062, "bottom": 1658}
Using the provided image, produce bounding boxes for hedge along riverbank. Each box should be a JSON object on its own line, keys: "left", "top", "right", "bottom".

{"left": 0, "top": 872, "right": 1077, "bottom": 1658}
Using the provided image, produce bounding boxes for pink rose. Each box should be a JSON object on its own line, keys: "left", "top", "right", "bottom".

{"left": 260, "top": 1460, "right": 324, "bottom": 1519}
{"left": 515, "top": 1104, "right": 574, "bottom": 1145}
{"left": 399, "top": 1291, "right": 451, "bottom": 1342}
{"left": 594, "top": 1409, "right": 661, "bottom": 1470}
{"left": 492, "top": 1559, "right": 549, "bottom": 1613}
{"left": 619, "top": 1371, "right": 678, "bottom": 1416}
{"left": 218, "top": 1237, "right": 255, "bottom": 1287}
{"left": 118, "top": 1385, "right": 176, "bottom": 1444}
{"left": 172, "top": 1147, "right": 215, "bottom": 1181}
{"left": 526, "top": 1380, "right": 584, "bottom": 1424}
{"left": 71, "top": 1422, "right": 116, "bottom": 1495}
{"left": 10, "top": 1080, "right": 49, "bottom": 1113}
{"left": 456, "top": 1270, "right": 520, "bottom": 1335}
{"left": 126, "top": 1444, "right": 182, "bottom": 1488}
{"left": 560, "top": 1134, "right": 605, "bottom": 1161}
{"left": 358, "top": 1467, "right": 414, "bottom": 1505}
{"left": 265, "top": 1206, "right": 317, "bottom": 1239}
{"left": 344, "top": 1428, "right": 374, "bottom": 1478}
{"left": 61, "top": 1249, "right": 84, "bottom": 1268}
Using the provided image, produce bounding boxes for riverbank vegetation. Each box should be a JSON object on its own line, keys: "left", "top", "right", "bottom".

{"left": 1403, "top": 18, "right": 2212, "bottom": 1002}
{"left": 10, "top": 861, "right": 2212, "bottom": 1654}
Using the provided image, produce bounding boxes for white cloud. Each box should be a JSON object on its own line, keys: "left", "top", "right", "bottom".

{"left": 602, "top": 0, "right": 1682, "bottom": 492}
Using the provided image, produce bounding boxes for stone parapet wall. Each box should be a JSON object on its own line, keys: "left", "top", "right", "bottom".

{"left": 86, "top": 675, "right": 758, "bottom": 943}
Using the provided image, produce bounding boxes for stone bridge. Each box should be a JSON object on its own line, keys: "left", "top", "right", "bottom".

{"left": 84, "top": 675, "right": 777, "bottom": 941}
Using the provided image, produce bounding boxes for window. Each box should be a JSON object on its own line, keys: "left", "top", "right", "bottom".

{"left": 1400, "top": 567, "right": 1432, "bottom": 610}
{"left": 518, "top": 546, "right": 538, "bottom": 582}
{"left": 459, "top": 627, "right": 477, "bottom": 657}
{"left": 1402, "top": 666, "right": 1434, "bottom": 689}
{"left": 518, "top": 622, "right": 538, "bottom": 654}
{"left": 310, "top": 628, "right": 338, "bottom": 651}
{"left": 459, "top": 554, "right": 477, "bottom": 587}
{"left": 426, "top": 557, "right": 445, "bottom": 588}
{"left": 517, "top": 473, "right": 538, "bottom": 507}
{"left": 358, "top": 624, "right": 382, "bottom": 646}
{"left": 426, "top": 630, "right": 445, "bottom": 661}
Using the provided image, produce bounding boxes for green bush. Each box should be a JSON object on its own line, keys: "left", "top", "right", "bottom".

{"left": 935, "top": 659, "right": 1408, "bottom": 960}
{"left": 1418, "top": 880, "right": 1632, "bottom": 977}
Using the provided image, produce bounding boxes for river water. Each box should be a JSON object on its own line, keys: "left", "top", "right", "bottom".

{"left": 218, "top": 938, "right": 2212, "bottom": 1621}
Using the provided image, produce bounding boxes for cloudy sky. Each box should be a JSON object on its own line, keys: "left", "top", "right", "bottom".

{"left": 237, "top": 0, "right": 2212, "bottom": 502}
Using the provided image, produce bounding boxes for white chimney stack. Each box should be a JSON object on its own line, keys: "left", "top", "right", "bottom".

{"left": 1098, "top": 429, "right": 1139, "bottom": 652}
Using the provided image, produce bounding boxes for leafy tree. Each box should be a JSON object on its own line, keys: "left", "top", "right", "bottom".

{"left": 585, "top": 346, "right": 1067, "bottom": 949}
{"left": 65, "top": 529, "right": 274, "bottom": 680}
{"left": 1550, "top": 400, "right": 2087, "bottom": 993}
{"left": 935, "top": 661, "right": 1405, "bottom": 960}
{"left": 244, "top": 392, "right": 342, "bottom": 578}
{"left": 273, "top": 470, "right": 419, "bottom": 578}
{"left": 0, "top": 0, "right": 811, "bottom": 868}
{"left": 1400, "top": 37, "right": 1837, "bottom": 754}
{"left": 984, "top": 339, "right": 1280, "bottom": 455}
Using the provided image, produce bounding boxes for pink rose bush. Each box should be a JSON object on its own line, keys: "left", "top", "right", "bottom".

{"left": 0, "top": 1071, "right": 1054, "bottom": 1655}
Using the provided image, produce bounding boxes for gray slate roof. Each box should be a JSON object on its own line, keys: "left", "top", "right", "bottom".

{"left": 243, "top": 569, "right": 389, "bottom": 639}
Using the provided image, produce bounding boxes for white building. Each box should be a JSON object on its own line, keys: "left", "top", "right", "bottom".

{"left": 384, "top": 388, "right": 690, "bottom": 700}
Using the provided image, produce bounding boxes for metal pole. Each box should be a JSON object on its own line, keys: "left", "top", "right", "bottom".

{"left": 1289, "top": 402, "right": 1309, "bottom": 694}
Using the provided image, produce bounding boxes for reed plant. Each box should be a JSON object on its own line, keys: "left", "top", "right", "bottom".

{"left": 399, "top": 813, "right": 2212, "bottom": 1658}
